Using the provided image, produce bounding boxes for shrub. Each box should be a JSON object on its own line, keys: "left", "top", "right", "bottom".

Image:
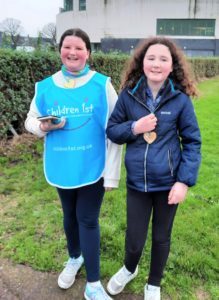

{"left": 0, "top": 49, "right": 219, "bottom": 138}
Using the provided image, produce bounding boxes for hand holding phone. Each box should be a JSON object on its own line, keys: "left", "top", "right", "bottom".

{"left": 38, "top": 115, "right": 66, "bottom": 132}
{"left": 37, "top": 115, "right": 60, "bottom": 121}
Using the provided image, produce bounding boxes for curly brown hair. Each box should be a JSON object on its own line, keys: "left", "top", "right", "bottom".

{"left": 121, "top": 36, "right": 198, "bottom": 97}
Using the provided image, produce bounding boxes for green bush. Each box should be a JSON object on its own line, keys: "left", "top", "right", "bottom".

{"left": 93, "top": 52, "right": 129, "bottom": 91}
{"left": 190, "top": 57, "right": 219, "bottom": 79}
{"left": 0, "top": 48, "right": 219, "bottom": 138}
{"left": 0, "top": 49, "right": 61, "bottom": 137}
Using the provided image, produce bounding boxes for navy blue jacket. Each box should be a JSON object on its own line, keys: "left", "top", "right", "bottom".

{"left": 106, "top": 77, "right": 201, "bottom": 192}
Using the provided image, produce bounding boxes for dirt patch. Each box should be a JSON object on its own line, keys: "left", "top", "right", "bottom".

{"left": 195, "top": 288, "right": 211, "bottom": 300}
{"left": 0, "top": 134, "right": 41, "bottom": 159}
{"left": 0, "top": 259, "right": 142, "bottom": 300}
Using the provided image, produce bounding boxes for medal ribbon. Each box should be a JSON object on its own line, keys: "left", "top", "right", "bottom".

{"left": 61, "top": 64, "right": 90, "bottom": 78}
{"left": 61, "top": 64, "right": 90, "bottom": 88}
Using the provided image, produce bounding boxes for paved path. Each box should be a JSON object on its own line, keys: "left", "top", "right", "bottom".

{"left": 0, "top": 259, "right": 142, "bottom": 300}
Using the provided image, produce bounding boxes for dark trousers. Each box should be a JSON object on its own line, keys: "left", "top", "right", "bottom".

{"left": 125, "top": 187, "right": 178, "bottom": 286}
{"left": 57, "top": 178, "right": 104, "bottom": 282}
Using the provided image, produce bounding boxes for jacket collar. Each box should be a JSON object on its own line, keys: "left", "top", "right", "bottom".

{"left": 129, "top": 76, "right": 179, "bottom": 108}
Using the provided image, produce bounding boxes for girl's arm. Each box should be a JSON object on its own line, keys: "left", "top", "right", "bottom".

{"left": 176, "top": 96, "right": 202, "bottom": 187}
{"left": 168, "top": 96, "right": 201, "bottom": 205}
{"left": 25, "top": 97, "right": 47, "bottom": 138}
{"left": 25, "top": 80, "right": 65, "bottom": 137}
{"left": 103, "top": 80, "right": 123, "bottom": 189}
{"left": 106, "top": 90, "right": 139, "bottom": 144}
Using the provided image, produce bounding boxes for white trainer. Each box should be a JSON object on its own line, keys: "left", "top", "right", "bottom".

{"left": 84, "top": 282, "right": 113, "bottom": 300}
{"left": 58, "top": 256, "right": 84, "bottom": 289}
{"left": 107, "top": 265, "right": 138, "bottom": 295}
{"left": 144, "top": 284, "right": 161, "bottom": 300}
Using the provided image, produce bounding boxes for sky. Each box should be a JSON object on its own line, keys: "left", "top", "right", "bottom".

{"left": 0, "top": 0, "right": 63, "bottom": 37}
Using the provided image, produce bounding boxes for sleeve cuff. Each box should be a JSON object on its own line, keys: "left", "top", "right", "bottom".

{"left": 131, "top": 121, "right": 137, "bottom": 135}
{"left": 103, "top": 178, "right": 120, "bottom": 188}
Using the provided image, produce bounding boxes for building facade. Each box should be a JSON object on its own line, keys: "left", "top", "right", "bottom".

{"left": 56, "top": 0, "right": 219, "bottom": 56}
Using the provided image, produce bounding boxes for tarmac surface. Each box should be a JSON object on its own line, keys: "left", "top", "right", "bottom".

{"left": 0, "top": 259, "right": 142, "bottom": 300}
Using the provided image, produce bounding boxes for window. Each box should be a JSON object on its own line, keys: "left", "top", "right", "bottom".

{"left": 184, "top": 49, "right": 214, "bottom": 57}
{"left": 64, "top": 0, "right": 73, "bottom": 11}
{"left": 91, "top": 43, "right": 101, "bottom": 52}
{"left": 79, "top": 0, "right": 86, "bottom": 11}
{"left": 157, "top": 19, "right": 215, "bottom": 36}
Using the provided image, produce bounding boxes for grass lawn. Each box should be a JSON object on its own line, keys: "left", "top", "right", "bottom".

{"left": 0, "top": 77, "right": 218, "bottom": 300}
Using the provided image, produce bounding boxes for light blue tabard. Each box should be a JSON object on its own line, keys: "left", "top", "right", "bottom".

{"left": 35, "top": 72, "right": 109, "bottom": 188}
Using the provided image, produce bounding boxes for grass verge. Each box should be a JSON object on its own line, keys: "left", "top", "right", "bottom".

{"left": 0, "top": 78, "right": 219, "bottom": 299}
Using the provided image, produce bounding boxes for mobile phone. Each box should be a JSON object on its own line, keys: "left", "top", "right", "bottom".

{"left": 37, "top": 115, "right": 60, "bottom": 121}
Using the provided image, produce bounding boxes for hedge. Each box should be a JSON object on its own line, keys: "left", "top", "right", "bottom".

{"left": 0, "top": 49, "right": 219, "bottom": 138}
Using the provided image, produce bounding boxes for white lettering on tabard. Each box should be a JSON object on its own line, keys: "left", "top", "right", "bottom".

{"left": 82, "top": 103, "right": 93, "bottom": 113}
{"left": 47, "top": 103, "right": 93, "bottom": 117}
{"left": 53, "top": 144, "right": 93, "bottom": 152}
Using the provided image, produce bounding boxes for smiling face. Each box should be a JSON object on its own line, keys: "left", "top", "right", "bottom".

{"left": 143, "top": 43, "right": 173, "bottom": 88}
{"left": 60, "top": 35, "right": 90, "bottom": 73}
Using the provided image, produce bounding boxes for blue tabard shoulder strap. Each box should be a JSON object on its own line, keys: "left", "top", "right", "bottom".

{"left": 35, "top": 72, "right": 109, "bottom": 188}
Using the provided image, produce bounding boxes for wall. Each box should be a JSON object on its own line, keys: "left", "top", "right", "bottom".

{"left": 56, "top": 0, "right": 219, "bottom": 55}
{"left": 57, "top": 0, "right": 105, "bottom": 43}
{"left": 101, "top": 37, "right": 218, "bottom": 56}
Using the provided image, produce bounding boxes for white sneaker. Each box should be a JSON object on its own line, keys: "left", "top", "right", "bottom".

{"left": 58, "top": 256, "right": 84, "bottom": 289}
{"left": 144, "top": 284, "right": 161, "bottom": 300}
{"left": 107, "top": 265, "right": 138, "bottom": 295}
{"left": 84, "top": 282, "right": 113, "bottom": 300}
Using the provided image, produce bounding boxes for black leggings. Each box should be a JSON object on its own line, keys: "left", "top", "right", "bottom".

{"left": 125, "top": 188, "right": 178, "bottom": 286}
{"left": 57, "top": 178, "right": 104, "bottom": 282}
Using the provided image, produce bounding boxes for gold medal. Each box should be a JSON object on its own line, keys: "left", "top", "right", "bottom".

{"left": 64, "top": 79, "right": 75, "bottom": 88}
{"left": 143, "top": 131, "right": 157, "bottom": 144}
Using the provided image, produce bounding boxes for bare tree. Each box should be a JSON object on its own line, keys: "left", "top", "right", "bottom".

{"left": 41, "top": 22, "right": 57, "bottom": 48}
{"left": 0, "top": 18, "right": 24, "bottom": 49}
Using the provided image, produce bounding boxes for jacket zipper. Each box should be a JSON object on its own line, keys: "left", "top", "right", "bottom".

{"left": 128, "top": 91, "right": 151, "bottom": 191}
{"left": 128, "top": 90, "right": 151, "bottom": 111}
{"left": 144, "top": 144, "right": 149, "bottom": 191}
{"left": 128, "top": 89, "right": 180, "bottom": 190}
{"left": 128, "top": 91, "right": 154, "bottom": 192}
{"left": 168, "top": 149, "right": 174, "bottom": 176}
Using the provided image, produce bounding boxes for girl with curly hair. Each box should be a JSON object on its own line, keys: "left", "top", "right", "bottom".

{"left": 106, "top": 37, "right": 201, "bottom": 300}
